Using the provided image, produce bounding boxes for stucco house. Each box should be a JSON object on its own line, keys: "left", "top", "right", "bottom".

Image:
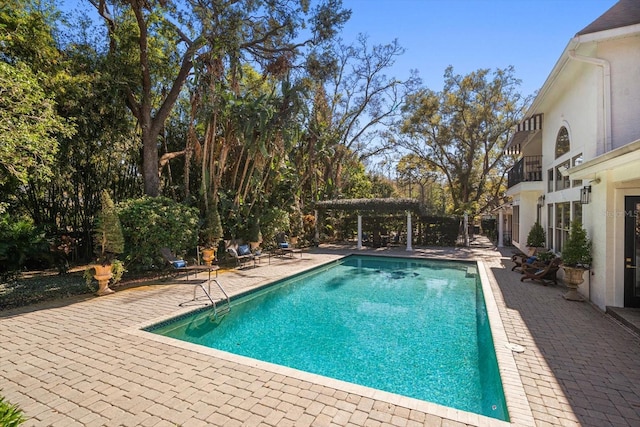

{"left": 502, "top": 0, "right": 640, "bottom": 310}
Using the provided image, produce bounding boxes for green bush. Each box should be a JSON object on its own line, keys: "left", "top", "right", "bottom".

{"left": 259, "top": 207, "right": 290, "bottom": 249}
{"left": 0, "top": 214, "right": 50, "bottom": 272}
{"left": 0, "top": 393, "right": 26, "bottom": 426}
{"left": 118, "top": 197, "right": 199, "bottom": 269}
{"left": 422, "top": 216, "right": 460, "bottom": 246}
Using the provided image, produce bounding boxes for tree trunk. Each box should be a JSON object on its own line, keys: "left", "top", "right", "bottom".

{"left": 95, "top": 0, "right": 196, "bottom": 198}
{"left": 142, "top": 125, "right": 160, "bottom": 196}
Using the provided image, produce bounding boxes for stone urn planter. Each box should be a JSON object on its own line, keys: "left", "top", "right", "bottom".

{"left": 562, "top": 266, "right": 586, "bottom": 301}
{"left": 201, "top": 248, "right": 216, "bottom": 266}
{"left": 90, "top": 190, "right": 124, "bottom": 296}
{"left": 93, "top": 264, "right": 115, "bottom": 296}
{"left": 561, "top": 220, "right": 592, "bottom": 302}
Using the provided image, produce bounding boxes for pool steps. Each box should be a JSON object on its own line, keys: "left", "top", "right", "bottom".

{"left": 179, "top": 279, "right": 231, "bottom": 319}
{"left": 210, "top": 279, "right": 231, "bottom": 319}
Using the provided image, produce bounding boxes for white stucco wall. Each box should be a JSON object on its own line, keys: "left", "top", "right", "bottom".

{"left": 540, "top": 63, "right": 599, "bottom": 166}
{"left": 583, "top": 171, "right": 613, "bottom": 309}
{"left": 513, "top": 192, "right": 541, "bottom": 253}
{"left": 597, "top": 36, "right": 640, "bottom": 150}
{"left": 511, "top": 29, "right": 640, "bottom": 310}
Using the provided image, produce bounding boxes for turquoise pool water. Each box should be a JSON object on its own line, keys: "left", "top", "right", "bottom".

{"left": 147, "top": 255, "right": 508, "bottom": 421}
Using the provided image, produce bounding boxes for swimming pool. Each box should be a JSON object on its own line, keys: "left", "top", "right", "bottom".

{"left": 147, "top": 255, "right": 509, "bottom": 421}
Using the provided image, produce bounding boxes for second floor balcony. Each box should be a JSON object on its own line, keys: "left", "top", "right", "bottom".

{"left": 507, "top": 155, "right": 542, "bottom": 188}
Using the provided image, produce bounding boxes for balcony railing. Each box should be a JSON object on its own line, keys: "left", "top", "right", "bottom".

{"left": 507, "top": 155, "right": 542, "bottom": 188}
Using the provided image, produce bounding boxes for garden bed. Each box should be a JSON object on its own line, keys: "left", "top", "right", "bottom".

{"left": 0, "top": 267, "right": 172, "bottom": 311}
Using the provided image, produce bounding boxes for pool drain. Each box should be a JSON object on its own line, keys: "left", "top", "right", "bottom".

{"left": 505, "top": 343, "right": 525, "bottom": 353}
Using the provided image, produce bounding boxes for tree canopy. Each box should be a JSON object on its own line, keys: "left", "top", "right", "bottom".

{"left": 91, "top": 0, "right": 351, "bottom": 197}
{"left": 0, "top": 61, "right": 72, "bottom": 187}
{"left": 398, "top": 66, "right": 527, "bottom": 215}
{"left": 0, "top": 1, "right": 75, "bottom": 189}
{"left": 1, "top": 0, "right": 528, "bottom": 264}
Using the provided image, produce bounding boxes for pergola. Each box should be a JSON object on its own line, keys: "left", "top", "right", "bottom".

{"left": 313, "top": 198, "right": 423, "bottom": 251}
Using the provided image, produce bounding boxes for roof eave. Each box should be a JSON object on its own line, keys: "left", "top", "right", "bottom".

{"left": 569, "top": 138, "right": 640, "bottom": 179}
{"left": 525, "top": 22, "right": 640, "bottom": 118}
{"left": 523, "top": 38, "right": 579, "bottom": 117}
{"left": 576, "top": 22, "right": 640, "bottom": 43}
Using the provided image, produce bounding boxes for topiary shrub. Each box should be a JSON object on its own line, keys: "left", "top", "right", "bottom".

{"left": 526, "top": 221, "right": 546, "bottom": 248}
{"left": 561, "top": 220, "right": 592, "bottom": 268}
{"left": 93, "top": 190, "right": 125, "bottom": 265}
{"left": 118, "top": 196, "right": 200, "bottom": 270}
{"left": 200, "top": 198, "right": 224, "bottom": 249}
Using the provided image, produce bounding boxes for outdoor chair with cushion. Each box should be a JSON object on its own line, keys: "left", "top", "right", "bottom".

{"left": 511, "top": 247, "right": 538, "bottom": 272}
{"left": 227, "top": 245, "right": 256, "bottom": 268}
{"left": 273, "top": 233, "right": 303, "bottom": 259}
{"left": 520, "top": 257, "right": 561, "bottom": 286}
{"left": 160, "top": 247, "right": 218, "bottom": 279}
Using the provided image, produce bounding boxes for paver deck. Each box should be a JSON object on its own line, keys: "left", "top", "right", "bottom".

{"left": 2, "top": 240, "right": 640, "bottom": 426}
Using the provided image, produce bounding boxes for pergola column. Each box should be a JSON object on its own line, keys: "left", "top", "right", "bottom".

{"left": 357, "top": 214, "right": 362, "bottom": 249}
{"left": 464, "top": 212, "right": 469, "bottom": 247}
{"left": 406, "top": 211, "right": 413, "bottom": 251}
{"left": 314, "top": 209, "right": 319, "bottom": 245}
{"left": 498, "top": 209, "right": 504, "bottom": 248}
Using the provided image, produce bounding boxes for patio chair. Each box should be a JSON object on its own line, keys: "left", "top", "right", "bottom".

{"left": 227, "top": 245, "right": 256, "bottom": 268}
{"left": 273, "top": 232, "right": 302, "bottom": 259}
{"left": 520, "top": 257, "right": 561, "bottom": 286}
{"left": 511, "top": 247, "right": 538, "bottom": 272}
{"left": 160, "top": 247, "right": 218, "bottom": 279}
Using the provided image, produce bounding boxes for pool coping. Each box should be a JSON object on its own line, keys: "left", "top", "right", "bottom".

{"left": 125, "top": 255, "right": 534, "bottom": 427}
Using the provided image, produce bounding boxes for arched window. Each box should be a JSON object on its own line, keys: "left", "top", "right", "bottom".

{"left": 555, "top": 126, "right": 570, "bottom": 158}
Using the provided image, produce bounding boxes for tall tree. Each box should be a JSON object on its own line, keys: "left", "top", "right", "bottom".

{"left": 301, "top": 34, "right": 420, "bottom": 200}
{"left": 399, "top": 66, "right": 526, "bottom": 215}
{"left": 0, "top": 62, "right": 72, "bottom": 188}
{"left": 0, "top": 0, "right": 74, "bottom": 197}
{"left": 2, "top": 0, "right": 141, "bottom": 257}
{"left": 395, "top": 153, "right": 444, "bottom": 211}
{"left": 91, "top": 0, "right": 202, "bottom": 197}
{"left": 92, "top": 0, "right": 350, "bottom": 198}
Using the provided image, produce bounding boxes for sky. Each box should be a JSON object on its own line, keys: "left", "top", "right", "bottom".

{"left": 338, "top": 0, "right": 617, "bottom": 97}
{"left": 61, "top": 0, "right": 617, "bottom": 98}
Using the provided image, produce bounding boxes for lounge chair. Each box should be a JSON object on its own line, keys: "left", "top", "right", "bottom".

{"left": 273, "top": 233, "right": 302, "bottom": 259}
{"left": 520, "top": 257, "right": 561, "bottom": 286}
{"left": 160, "top": 247, "right": 218, "bottom": 279}
{"left": 227, "top": 245, "right": 256, "bottom": 268}
{"left": 511, "top": 247, "right": 538, "bottom": 272}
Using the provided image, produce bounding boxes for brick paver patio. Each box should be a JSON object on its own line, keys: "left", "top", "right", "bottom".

{"left": 2, "top": 242, "right": 640, "bottom": 426}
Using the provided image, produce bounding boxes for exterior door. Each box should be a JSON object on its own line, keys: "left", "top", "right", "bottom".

{"left": 624, "top": 196, "right": 640, "bottom": 307}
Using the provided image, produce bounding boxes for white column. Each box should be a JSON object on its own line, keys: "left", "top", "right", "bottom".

{"left": 406, "top": 211, "right": 413, "bottom": 251}
{"left": 498, "top": 209, "right": 504, "bottom": 248}
{"left": 314, "top": 209, "right": 319, "bottom": 246}
{"left": 464, "top": 212, "right": 469, "bottom": 247}
{"left": 357, "top": 214, "right": 362, "bottom": 249}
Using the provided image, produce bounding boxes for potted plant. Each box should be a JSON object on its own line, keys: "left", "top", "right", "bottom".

{"left": 537, "top": 250, "right": 555, "bottom": 263}
{"left": 89, "top": 190, "right": 125, "bottom": 296}
{"left": 561, "top": 220, "right": 592, "bottom": 301}
{"left": 526, "top": 221, "right": 546, "bottom": 249}
{"left": 200, "top": 198, "right": 223, "bottom": 265}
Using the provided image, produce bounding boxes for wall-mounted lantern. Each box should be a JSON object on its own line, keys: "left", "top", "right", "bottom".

{"left": 580, "top": 185, "right": 591, "bottom": 204}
